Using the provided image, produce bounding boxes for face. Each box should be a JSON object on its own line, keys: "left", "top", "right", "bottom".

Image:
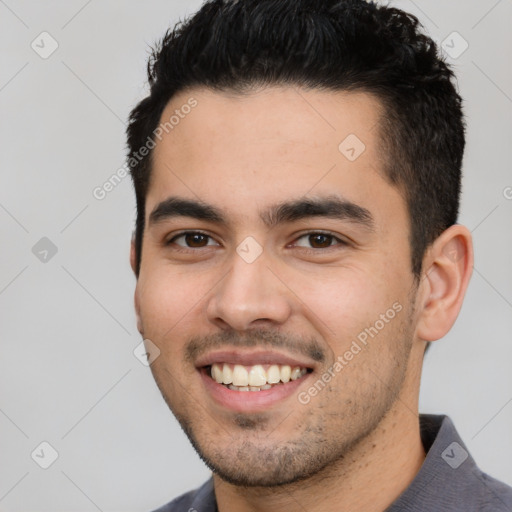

{"left": 134, "top": 86, "right": 422, "bottom": 486}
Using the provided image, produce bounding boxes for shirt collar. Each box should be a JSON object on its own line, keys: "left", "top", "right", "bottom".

{"left": 385, "top": 414, "right": 478, "bottom": 511}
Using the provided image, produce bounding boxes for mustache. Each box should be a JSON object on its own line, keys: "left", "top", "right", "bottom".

{"left": 185, "top": 329, "right": 326, "bottom": 365}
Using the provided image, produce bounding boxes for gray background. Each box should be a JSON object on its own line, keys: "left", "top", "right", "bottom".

{"left": 1, "top": 1, "right": 511, "bottom": 511}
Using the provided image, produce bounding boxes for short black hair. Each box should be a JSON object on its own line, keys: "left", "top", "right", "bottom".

{"left": 126, "top": 0, "right": 465, "bottom": 282}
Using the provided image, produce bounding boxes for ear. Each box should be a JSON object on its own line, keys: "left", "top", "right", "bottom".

{"left": 130, "top": 236, "right": 144, "bottom": 335}
{"left": 415, "top": 224, "right": 474, "bottom": 342}
{"left": 130, "top": 233, "right": 138, "bottom": 276}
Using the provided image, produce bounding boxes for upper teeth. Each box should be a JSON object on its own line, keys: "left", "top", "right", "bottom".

{"left": 211, "top": 363, "right": 307, "bottom": 387}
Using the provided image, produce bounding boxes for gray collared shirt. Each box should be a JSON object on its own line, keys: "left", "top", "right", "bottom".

{"left": 151, "top": 414, "right": 512, "bottom": 511}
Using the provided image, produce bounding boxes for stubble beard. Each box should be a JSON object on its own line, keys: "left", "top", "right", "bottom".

{"left": 159, "top": 351, "right": 413, "bottom": 487}
{"left": 151, "top": 296, "right": 417, "bottom": 488}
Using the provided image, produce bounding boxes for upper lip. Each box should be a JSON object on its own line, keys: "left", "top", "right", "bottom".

{"left": 195, "top": 349, "right": 316, "bottom": 369}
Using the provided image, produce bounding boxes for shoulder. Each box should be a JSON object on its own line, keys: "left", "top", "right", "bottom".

{"left": 388, "top": 414, "right": 512, "bottom": 512}
{"left": 149, "top": 478, "right": 216, "bottom": 512}
{"left": 427, "top": 414, "right": 512, "bottom": 511}
{"left": 473, "top": 470, "right": 512, "bottom": 511}
{"left": 150, "top": 490, "right": 197, "bottom": 512}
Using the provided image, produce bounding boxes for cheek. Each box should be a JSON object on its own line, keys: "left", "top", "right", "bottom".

{"left": 291, "top": 267, "right": 388, "bottom": 346}
{"left": 136, "top": 269, "right": 208, "bottom": 346}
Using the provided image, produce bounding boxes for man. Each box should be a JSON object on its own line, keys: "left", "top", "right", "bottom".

{"left": 126, "top": 1, "right": 512, "bottom": 510}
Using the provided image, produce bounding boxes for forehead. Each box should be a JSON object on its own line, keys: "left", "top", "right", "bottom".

{"left": 153, "top": 86, "right": 384, "bottom": 167}
{"left": 148, "top": 86, "right": 403, "bottom": 230}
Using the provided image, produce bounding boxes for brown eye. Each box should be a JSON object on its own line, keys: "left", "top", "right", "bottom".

{"left": 294, "top": 232, "right": 344, "bottom": 249}
{"left": 308, "top": 234, "right": 334, "bottom": 248}
{"left": 168, "top": 232, "right": 218, "bottom": 248}
{"left": 184, "top": 233, "right": 209, "bottom": 247}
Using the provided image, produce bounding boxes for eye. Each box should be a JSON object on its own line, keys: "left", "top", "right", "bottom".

{"left": 167, "top": 231, "right": 219, "bottom": 249}
{"left": 293, "top": 232, "right": 346, "bottom": 249}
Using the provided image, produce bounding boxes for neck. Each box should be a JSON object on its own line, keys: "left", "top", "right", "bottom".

{"left": 214, "top": 360, "right": 426, "bottom": 512}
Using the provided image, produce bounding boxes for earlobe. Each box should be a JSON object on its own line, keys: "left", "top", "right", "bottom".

{"left": 415, "top": 225, "right": 474, "bottom": 342}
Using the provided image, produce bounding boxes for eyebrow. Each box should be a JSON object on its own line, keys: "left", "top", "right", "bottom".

{"left": 149, "top": 195, "right": 375, "bottom": 232}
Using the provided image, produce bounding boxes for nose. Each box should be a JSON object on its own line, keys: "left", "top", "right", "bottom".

{"left": 205, "top": 246, "right": 293, "bottom": 331}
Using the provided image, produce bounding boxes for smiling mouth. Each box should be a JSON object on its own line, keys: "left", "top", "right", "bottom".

{"left": 206, "top": 363, "right": 312, "bottom": 392}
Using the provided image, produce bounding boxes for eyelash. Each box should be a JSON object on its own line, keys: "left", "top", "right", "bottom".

{"left": 165, "top": 230, "right": 348, "bottom": 253}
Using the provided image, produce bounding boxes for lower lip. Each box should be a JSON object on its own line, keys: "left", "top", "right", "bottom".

{"left": 199, "top": 368, "right": 310, "bottom": 413}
